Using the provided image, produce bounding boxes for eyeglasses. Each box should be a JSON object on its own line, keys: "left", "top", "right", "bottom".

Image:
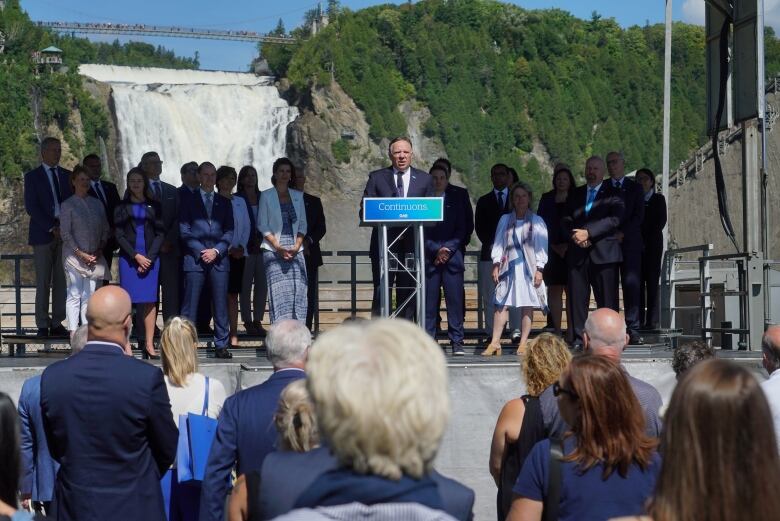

{"left": 552, "top": 381, "right": 578, "bottom": 400}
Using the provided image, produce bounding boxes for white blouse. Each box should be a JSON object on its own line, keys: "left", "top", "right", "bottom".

{"left": 164, "top": 372, "right": 227, "bottom": 427}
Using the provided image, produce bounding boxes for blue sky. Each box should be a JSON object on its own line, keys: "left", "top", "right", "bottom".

{"left": 18, "top": 0, "right": 780, "bottom": 71}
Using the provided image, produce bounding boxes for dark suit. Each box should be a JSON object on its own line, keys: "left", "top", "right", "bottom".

{"left": 640, "top": 192, "right": 667, "bottom": 328}
{"left": 88, "top": 179, "right": 121, "bottom": 281}
{"left": 475, "top": 189, "right": 513, "bottom": 333}
{"left": 179, "top": 185, "right": 213, "bottom": 329}
{"left": 256, "top": 446, "right": 475, "bottom": 521}
{"left": 562, "top": 183, "right": 625, "bottom": 345}
{"left": 199, "top": 368, "right": 306, "bottom": 521}
{"left": 18, "top": 375, "right": 59, "bottom": 505}
{"left": 24, "top": 164, "right": 72, "bottom": 330}
{"left": 40, "top": 342, "right": 178, "bottom": 521}
{"left": 151, "top": 180, "right": 180, "bottom": 320}
{"left": 362, "top": 166, "right": 433, "bottom": 319}
{"left": 302, "top": 192, "right": 326, "bottom": 330}
{"left": 180, "top": 190, "right": 234, "bottom": 348}
{"left": 611, "top": 177, "right": 645, "bottom": 336}
{"left": 425, "top": 186, "right": 467, "bottom": 344}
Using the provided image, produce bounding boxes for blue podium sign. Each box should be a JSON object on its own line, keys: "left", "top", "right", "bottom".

{"left": 362, "top": 197, "right": 444, "bottom": 223}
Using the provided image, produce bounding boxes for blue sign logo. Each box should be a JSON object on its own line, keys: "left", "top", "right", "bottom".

{"left": 363, "top": 197, "right": 444, "bottom": 223}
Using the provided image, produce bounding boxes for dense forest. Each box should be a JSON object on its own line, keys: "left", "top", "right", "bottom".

{"left": 263, "top": 0, "right": 780, "bottom": 195}
{"left": 0, "top": 0, "right": 198, "bottom": 178}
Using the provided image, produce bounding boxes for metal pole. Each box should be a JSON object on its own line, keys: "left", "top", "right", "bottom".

{"left": 415, "top": 224, "right": 426, "bottom": 325}
{"left": 661, "top": 0, "right": 672, "bottom": 255}
{"left": 380, "top": 225, "right": 391, "bottom": 317}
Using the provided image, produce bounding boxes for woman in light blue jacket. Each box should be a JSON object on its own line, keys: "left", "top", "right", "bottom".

{"left": 258, "top": 157, "right": 308, "bottom": 323}
{"left": 217, "top": 165, "right": 250, "bottom": 346}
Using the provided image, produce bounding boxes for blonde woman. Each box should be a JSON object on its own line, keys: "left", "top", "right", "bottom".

{"left": 489, "top": 333, "right": 571, "bottom": 521}
{"left": 228, "top": 379, "right": 320, "bottom": 521}
{"left": 159, "top": 317, "right": 227, "bottom": 521}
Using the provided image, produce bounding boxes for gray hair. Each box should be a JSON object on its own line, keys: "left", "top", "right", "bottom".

{"left": 70, "top": 324, "right": 89, "bottom": 355}
{"left": 606, "top": 150, "right": 625, "bottom": 161}
{"left": 40, "top": 136, "right": 60, "bottom": 151}
{"left": 510, "top": 181, "right": 534, "bottom": 206}
{"left": 266, "top": 320, "right": 311, "bottom": 368}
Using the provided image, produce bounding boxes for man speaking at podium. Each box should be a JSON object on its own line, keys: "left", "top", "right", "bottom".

{"left": 361, "top": 137, "right": 433, "bottom": 320}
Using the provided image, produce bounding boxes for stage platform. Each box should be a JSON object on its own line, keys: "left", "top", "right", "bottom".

{"left": 0, "top": 344, "right": 765, "bottom": 521}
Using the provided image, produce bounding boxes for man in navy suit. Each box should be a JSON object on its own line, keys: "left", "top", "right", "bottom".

{"left": 141, "top": 151, "right": 181, "bottom": 321}
{"left": 425, "top": 165, "right": 467, "bottom": 355}
{"left": 562, "top": 156, "right": 625, "bottom": 349}
{"left": 18, "top": 325, "right": 88, "bottom": 514}
{"left": 199, "top": 319, "right": 309, "bottom": 521}
{"left": 24, "top": 137, "right": 72, "bottom": 337}
{"left": 40, "top": 286, "right": 178, "bottom": 521}
{"left": 84, "top": 154, "right": 120, "bottom": 287}
{"left": 361, "top": 137, "right": 434, "bottom": 320}
{"left": 606, "top": 151, "right": 646, "bottom": 345}
{"left": 179, "top": 161, "right": 234, "bottom": 359}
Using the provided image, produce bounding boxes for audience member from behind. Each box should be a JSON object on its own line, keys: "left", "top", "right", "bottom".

{"left": 761, "top": 325, "right": 780, "bottom": 453}
{"left": 40, "top": 286, "right": 178, "bottom": 521}
{"left": 228, "top": 379, "right": 320, "bottom": 521}
{"left": 199, "top": 319, "right": 310, "bottom": 521}
{"left": 671, "top": 340, "right": 714, "bottom": 379}
{"left": 0, "top": 392, "right": 42, "bottom": 520}
{"left": 286, "top": 319, "right": 474, "bottom": 520}
{"left": 17, "top": 326, "right": 87, "bottom": 515}
{"left": 114, "top": 167, "right": 165, "bottom": 359}
{"left": 24, "top": 136, "right": 72, "bottom": 338}
{"left": 159, "top": 317, "right": 227, "bottom": 521}
{"left": 489, "top": 333, "right": 571, "bottom": 521}
{"left": 60, "top": 165, "right": 110, "bottom": 335}
{"left": 638, "top": 360, "right": 780, "bottom": 521}
{"left": 509, "top": 355, "right": 660, "bottom": 521}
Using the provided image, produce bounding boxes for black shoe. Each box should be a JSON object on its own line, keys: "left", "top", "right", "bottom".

{"left": 142, "top": 349, "right": 160, "bottom": 360}
{"left": 36, "top": 327, "right": 49, "bottom": 337}
{"left": 214, "top": 348, "right": 233, "bottom": 359}
{"left": 570, "top": 342, "right": 584, "bottom": 353}
{"left": 510, "top": 329, "right": 522, "bottom": 343}
{"left": 629, "top": 334, "right": 644, "bottom": 346}
{"left": 452, "top": 343, "right": 466, "bottom": 357}
{"left": 49, "top": 324, "right": 69, "bottom": 337}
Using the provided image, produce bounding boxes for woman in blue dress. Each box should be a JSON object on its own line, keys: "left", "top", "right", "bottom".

{"left": 114, "top": 167, "right": 165, "bottom": 359}
{"left": 259, "top": 158, "right": 308, "bottom": 323}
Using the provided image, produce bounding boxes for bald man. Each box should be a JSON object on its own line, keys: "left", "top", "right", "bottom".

{"left": 761, "top": 326, "right": 780, "bottom": 452}
{"left": 539, "top": 308, "right": 663, "bottom": 439}
{"left": 40, "top": 286, "right": 178, "bottom": 521}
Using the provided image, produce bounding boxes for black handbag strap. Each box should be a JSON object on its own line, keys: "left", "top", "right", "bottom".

{"left": 542, "top": 437, "right": 564, "bottom": 521}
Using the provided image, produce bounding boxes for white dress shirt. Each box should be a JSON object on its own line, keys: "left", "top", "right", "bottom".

{"left": 762, "top": 369, "right": 780, "bottom": 453}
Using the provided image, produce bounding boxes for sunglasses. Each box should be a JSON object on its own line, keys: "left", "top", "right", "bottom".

{"left": 553, "top": 381, "right": 578, "bottom": 400}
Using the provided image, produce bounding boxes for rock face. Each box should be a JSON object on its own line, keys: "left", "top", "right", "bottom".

{"left": 282, "top": 80, "right": 471, "bottom": 255}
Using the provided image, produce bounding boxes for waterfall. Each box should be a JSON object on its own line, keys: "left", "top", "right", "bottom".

{"left": 79, "top": 64, "right": 298, "bottom": 189}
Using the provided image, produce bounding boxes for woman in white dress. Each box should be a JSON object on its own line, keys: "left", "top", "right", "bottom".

{"left": 159, "top": 317, "right": 227, "bottom": 520}
{"left": 483, "top": 182, "right": 548, "bottom": 357}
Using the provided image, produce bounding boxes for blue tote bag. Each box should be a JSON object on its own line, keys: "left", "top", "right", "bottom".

{"left": 177, "top": 376, "right": 218, "bottom": 483}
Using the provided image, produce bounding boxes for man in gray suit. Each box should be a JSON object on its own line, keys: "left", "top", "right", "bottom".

{"left": 140, "top": 151, "right": 180, "bottom": 321}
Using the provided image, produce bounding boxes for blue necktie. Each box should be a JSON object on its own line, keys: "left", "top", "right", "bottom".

{"left": 205, "top": 193, "right": 213, "bottom": 220}
{"left": 585, "top": 187, "right": 597, "bottom": 214}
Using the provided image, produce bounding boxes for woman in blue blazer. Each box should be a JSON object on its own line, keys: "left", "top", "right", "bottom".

{"left": 258, "top": 158, "right": 308, "bottom": 323}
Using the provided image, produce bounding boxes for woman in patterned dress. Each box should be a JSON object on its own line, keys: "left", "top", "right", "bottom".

{"left": 258, "top": 158, "right": 308, "bottom": 323}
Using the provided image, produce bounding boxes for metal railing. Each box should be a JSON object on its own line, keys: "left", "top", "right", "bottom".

{"left": 660, "top": 244, "right": 713, "bottom": 343}
{"left": 0, "top": 251, "right": 490, "bottom": 337}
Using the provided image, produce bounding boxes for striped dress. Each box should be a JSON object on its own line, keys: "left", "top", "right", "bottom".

{"left": 263, "top": 201, "right": 308, "bottom": 323}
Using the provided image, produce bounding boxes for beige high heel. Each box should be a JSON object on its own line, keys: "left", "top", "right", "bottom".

{"left": 481, "top": 342, "right": 503, "bottom": 357}
{"left": 515, "top": 342, "right": 527, "bottom": 357}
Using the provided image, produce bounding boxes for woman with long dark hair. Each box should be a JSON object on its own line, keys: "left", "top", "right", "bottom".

{"left": 258, "top": 158, "right": 308, "bottom": 323}
{"left": 236, "top": 166, "right": 268, "bottom": 336}
{"left": 537, "top": 163, "right": 577, "bottom": 339}
{"left": 635, "top": 168, "right": 667, "bottom": 329}
{"left": 643, "top": 359, "right": 780, "bottom": 521}
{"left": 0, "top": 392, "right": 23, "bottom": 516}
{"left": 114, "top": 167, "right": 165, "bottom": 359}
{"left": 508, "top": 355, "right": 660, "bottom": 521}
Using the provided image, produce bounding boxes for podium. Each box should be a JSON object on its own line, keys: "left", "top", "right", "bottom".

{"left": 362, "top": 197, "right": 444, "bottom": 323}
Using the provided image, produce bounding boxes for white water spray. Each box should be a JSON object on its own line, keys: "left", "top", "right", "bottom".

{"left": 79, "top": 64, "right": 298, "bottom": 189}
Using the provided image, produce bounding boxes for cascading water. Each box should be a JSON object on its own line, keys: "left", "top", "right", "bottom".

{"left": 79, "top": 64, "right": 298, "bottom": 189}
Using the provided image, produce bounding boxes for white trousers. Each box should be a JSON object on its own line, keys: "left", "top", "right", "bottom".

{"left": 65, "top": 264, "right": 96, "bottom": 331}
{"left": 478, "top": 260, "right": 520, "bottom": 334}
